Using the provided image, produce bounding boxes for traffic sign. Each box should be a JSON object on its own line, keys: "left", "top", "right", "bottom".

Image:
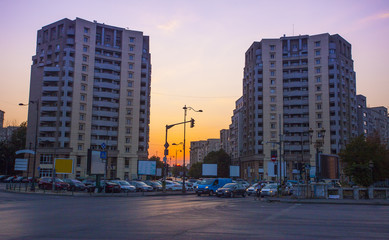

{"left": 101, "top": 143, "right": 106, "bottom": 149}
{"left": 271, "top": 156, "right": 277, "bottom": 162}
{"left": 100, "top": 151, "right": 107, "bottom": 159}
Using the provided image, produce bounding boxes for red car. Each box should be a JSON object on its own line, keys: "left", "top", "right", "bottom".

{"left": 38, "top": 177, "right": 70, "bottom": 190}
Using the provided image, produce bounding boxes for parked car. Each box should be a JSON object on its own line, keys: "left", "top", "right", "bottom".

{"left": 3, "top": 176, "right": 16, "bottom": 183}
{"left": 21, "top": 177, "right": 34, "bottom": 183}
{"left": 128, "top": 180, "right": 153, "bottom": 192}
{"left": 144, "top": 180, "right": 162, "bottom": 191}
{"left": 63, "top": 179, "right": 87, "bottom": 191}
{"left": 99, "top": 181, "right": 121, "bottom": 193}
{"left": 246, "top": 183, "right": 260, "bottom": 196}
{"left": 175, "top": 181, "right": 194, "bottom": 191}
{"left": 216, "top": 183, "right": 247, "bottom": 198}
{"left": 13, "top": 176, "right": 26, "bottom": 183}
{"left": 260, "top": 183, "right": 279, "bottom": 197}
{"left": 38, "top": 177, "right": 70, "bottom": 190}
{"left": 196, "top": 178, "right": 233, "bottom": 196}
{"left": 234, "top": 179, "right": 250, "bottom": 188}
{"left": 111, "top": 180, "right": 136, "bottom": 192}
{"left": 165, "top": 180, "right": 182, "bottom": 191}
{"left": 0, "top": 175, "right": 9, "bottom": 182}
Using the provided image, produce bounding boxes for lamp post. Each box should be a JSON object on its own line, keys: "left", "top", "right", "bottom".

{"left": 183, "top": 105, "right": 202, "bottom": 193}
{"left": 309, "top": 128, "right": 326, "bottom": 182}
{"left": 19, "top": 99, "right": 39, "bottom": 191}
{"left": 172, "top": 142, "right": 183, "bottom": 178}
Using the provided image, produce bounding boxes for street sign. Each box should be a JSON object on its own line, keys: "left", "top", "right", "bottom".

{"left": 271, "top": 156, "right": 277, "bottom": 162}
{"left": 101, "top": 143, "right": 106, "bottom": 149}
{"left": 100, "top": 151, "right": 107, "bottom": 159}
{"left": 163, "top": 157, "right": 167, "bottom": 163}
{"left": 15, "top": 159, "right": 28, "bottom": 171}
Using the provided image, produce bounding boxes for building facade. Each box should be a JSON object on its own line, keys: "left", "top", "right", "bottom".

{"left": 238, "top": 33, "right": 357, "bottom": 182}
{"left": 189, "top": 139, "right": 221, "bottom": 166}
{"left": 26, "top": 18, "right": 151, "bottom": 180}
{"left": 357, "top": 94, "right": 389, "bottom": 147}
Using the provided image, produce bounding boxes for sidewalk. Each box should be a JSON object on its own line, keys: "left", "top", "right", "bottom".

{"left": 265, "top": 196, "right": 389, "bottom": 206}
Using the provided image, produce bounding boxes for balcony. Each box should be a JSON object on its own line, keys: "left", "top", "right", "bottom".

{"left": 94, "top": 72, "right": 120, "bottom": 81}
{"left": 41, "top": 96, "right": 58, "bottom": 102}
{"left": 94, "top": 81, "right": 120, "bottom": 90}
{"left": 93, "top": 91, "right": 119, "bottom": 99}
{"left": 67, "top": 29, "right": 75, "bottom": 35}
{"left": 91, "top": 120, "right": 118, "bottom": 127}
{"left": 283, "top": 72, "right": 308, "bottom": 79}
{"left": 44, "top": 66, "right": 60, "bottom": 72}
{"left": 42, "top": 86, "right": 59, "bottom": 92}
{"left": 40, "top": 127, "right": 57, "bottom": 132}
{"left": 40, "top": 116, "right": 57, "bottom": 122}
{"left": 95, "top": 62, "right": 121, "bottom": 72}
{"left": 92, "top": 110, "right": 119, "bottom": 118}
{"left": 41, "top": 106, "right": 58, "bottom": 112}
{"left": 43, "top": 76, "right": 60, "bottom": 82}
{"left": 93, "top": 101, "right": 119, "bottom": 109}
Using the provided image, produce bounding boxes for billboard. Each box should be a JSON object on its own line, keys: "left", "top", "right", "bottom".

{"left": 87, "top": 150, "right": 105, "bottom": 175}
{"left": 138, "top": 161, "right": 156, "bottom": 175}
{"left": 202, "top": 164, "right": 217, "bottom": 176}
{"left": 230, "top": 166, "right": 240, "bottom": 177}
{"left": 55, "top": 158, "right": 74, "bottom": 174}
{"left": 15, "top": 158, "right": 28, "bottom": 171}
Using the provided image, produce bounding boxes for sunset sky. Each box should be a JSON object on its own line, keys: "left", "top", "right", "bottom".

{"left": 0, "top": 0, "right": 388, "bottom": 165}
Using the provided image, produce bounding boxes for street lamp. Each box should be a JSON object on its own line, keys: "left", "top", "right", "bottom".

{"left": 172, "top": 142, "right": 183, "bottom": 177}
{"left": 309, "top": 128, "right": 326, "bottom": 182}
{"left": 183, "top": 105, "right": 202, "bottom": 193}
{"left": 19, "top": 99, "right": 39, "bottom": 191}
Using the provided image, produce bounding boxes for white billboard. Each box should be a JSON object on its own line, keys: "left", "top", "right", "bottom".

{"left": 230, "top": 166, "right": 240, "bottom": 177}
{"left": 138, "top": 161, "right": 156, "bottom": 175}
{"left": 15, "top": 158, "right": 28, "bottom": 171}
{"left": 202, "top": 164, "right": 217, "bottom": 176}
{"left": 90, "top": 150, "right": 105, "bottom": 175}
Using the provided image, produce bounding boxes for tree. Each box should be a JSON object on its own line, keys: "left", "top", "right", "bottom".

{"left": 188, "top": 162, "right": 202, "bottom": 179}
{"left": 340, "top": 133, "right": 389, "bottom": 186}
{"left": 0, "top": 122, "right": 27, "bottom": 175}
{"left": 203, "top": 149, "right": 231, "bottom": 178}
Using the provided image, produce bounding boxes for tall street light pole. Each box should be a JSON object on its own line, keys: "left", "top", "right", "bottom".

{"left": 19, "top": 99, "right": 39, "bottom": 191}
{"left": 183, "top": 105, "right": 202, "bottom": 193}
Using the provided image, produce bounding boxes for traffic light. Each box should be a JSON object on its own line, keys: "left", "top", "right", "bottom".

{"left": 190, "top": 118, "right": 195, "bottom": 128}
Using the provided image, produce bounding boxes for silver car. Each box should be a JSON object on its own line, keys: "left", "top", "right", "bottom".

{"left": 260, "top": 183, "right": 279, "bottom": 197}
{"left": 111, "top": 180, "right": 136, "bottom": 192}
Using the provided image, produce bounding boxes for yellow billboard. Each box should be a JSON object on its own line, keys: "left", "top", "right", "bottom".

{"left": 55, "top": 158, "right": 74, "bottom": 174}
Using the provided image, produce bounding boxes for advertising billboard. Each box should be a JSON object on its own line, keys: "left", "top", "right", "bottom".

{"left": 202, "top": 164, "right": 217, "bottom": 176}
{"left": 55, "top": 158, "right": 74, "bottom": 174}
{"left": 138, "top": 161, "right": 156, "bottom": 175}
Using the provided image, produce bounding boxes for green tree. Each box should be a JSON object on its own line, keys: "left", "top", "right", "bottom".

{"left": 0, "top": 122, "right": 27, "bottom": 175}
{"left": 188, "top": 162, "right": 202, "bottom": 179}
{"left": 340, "top": 133, "right": 389, "bottom": 186}
{"left": 203, "top": 149, "right": 231, "bottom": 177}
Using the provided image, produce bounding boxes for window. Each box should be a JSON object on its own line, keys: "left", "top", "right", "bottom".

{"left": 79, "top": 124, "right": 84, "bottom": 130}
{"left": 80, "top": 94, "right": 86, "bottom": 101}
{"left": 270, "top": 123, "right": 276, "bottom": 129}
{"left": 315, "top": 50, "right": 320, "bottom": 56}
{"left": 80, "top": 104, "right": 85, "bottom": 110}
{"left": 316, "top": 95, "right": 322, "bottom": 101}
{"left": 77, "top": 156, "right": 81, "bottom": 167}
{"left": 129, "top": 55, "right": 134, "bottom": 60}
{"left": 125, "top": 158, "right": 130, "bottom": 168}
{"left": 126, "top": 118, "right": 131, "bottom": 125}
{"left": 316, "top": 68, "right": 321, "bottom": 73}
{"left": 317, "top": 104, "right": 322, "bottom": 110}
{"left": 125, "top": 147, "right": 130, "bottom": 152}
{"left": 83, "top": 46, "right": 88, "bottom": 52}
{"left": 128, "top": 72, "right": 133, "bottom": 78}
{"left": 270, "top": 88, "right": 276, "bottom": 94}
{"left": 83, "top": 37, "right": 88, "bottom": 43}
{"left": 129, "top": 37, "right": 135, "bottom": 43}
{"left": 315, "top": 41, "right": 320, "bottom": 47}
{"left": 316, "top": 85, "right": 321, "bottom": 91}
{"left": 78, "top": 134, "right": 83, "bottom": 141}
{"left": 126, "top": 128, "right": 131, "bottom": 134}
{"left": 271, "top": 105, "right": 276, "bottom": 111}
{"left": 317, "top": 113, "right": 322, "bottom": 119}
{"left": 82, "top": 65, "right": 87, "bottom": 71}
{"left": 129, "top": 45, "right": 134, "bottom": 51}
{"left": 78, "top": 144, "right": 83, "bottom": 150}
{"left": 271, "top": 132, "right": 276, "bottom": 138}
{"left": 317, "top": 122, "right": 322, "bottom": 128}
{"left": 270, "top": 54, "right": 275, "bottom": 59}
{"left": 129, "top": 64, "right": 133, "bottom": 69}
{"left": 271, "top": 80, "right": 275, "bottom": 85}
{"left": 270, "top": 62, "right": 275, "bottom": 68}
{"left": 270, "top": 115, "right": 276, "bottom": 120}
{"left": 270, "top": 71, "right": 275, "bottom": 76}
{"left": 84, "top": 27, "right": 89, "bottom": 34}
{"left": 81, "top": 84, "right": 86, "bottom": 91}
{"left": 127, "top": 100, "right": 132, "bottom": 106}
{"left": 83, "top": 56, "right": 88, "bottom": 62}
{"left": 329, "top": 49, "right": 335, "bottom": 54}
{"left": 126, "top": 138, "right": 130, "bottom": 143}
{"left": 315, "top": 59, "right": 320, "bottom": 64}
{"left": 270, "top": 97, "right": 276, "bottom": 102}
{"left": 127, "top": 91, "right": 132, "bottom": 96}
{"left": 316, "top": 77, "right": 321, "bottom": 83}
{"left": 80, "top": 114, "right": 85, "bottom": 120}
{"left": 270, "top": 45, "right": 275, "bottom": 51}
{"left": 128, "top": 81, "right": 133, "bottom": 87}
{"left": 82, "top": 75, "right": 87, "bottom": 81}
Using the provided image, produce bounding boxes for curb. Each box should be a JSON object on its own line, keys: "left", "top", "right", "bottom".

{"left": 265, "top": 197, "right": 389, "bottom": 206}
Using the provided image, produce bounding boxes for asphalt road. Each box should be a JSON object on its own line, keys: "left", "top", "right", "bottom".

{"left": 0, "top": 190, "right": 388, "bottom": 240}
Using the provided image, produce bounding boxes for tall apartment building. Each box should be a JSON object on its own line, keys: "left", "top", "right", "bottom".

{"left": 357, "top": 95, "right": 389, "bottom": 147}
{"left": 26, "top": 18, "right": 151, "bottom": 180}
{"left": 0, "top": 110, "right": 4, "bottom": 128}
{"left": 239, "top": 33, "right": 357, "bottom": 182}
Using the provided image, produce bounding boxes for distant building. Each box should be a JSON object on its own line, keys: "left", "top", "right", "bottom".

{"left": 0, "top": 110, "right": 4, "bottom": 128}
{"left": 0, "top": 110, "right": 19, "bottom": 142}
{"left": 357, "top": 94, "right": 389, "bottom": 147}
{"left": 189, "top": 139, "right": 221, "bottom": 166}
{"left": 25, "top": 18, "right": 151, "bottom": 180}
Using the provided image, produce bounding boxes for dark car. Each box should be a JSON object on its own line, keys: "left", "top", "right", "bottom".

{"left": 13, "top": 176, "right": 26, "bottom": 183}
{"left": 63, "top": 179, "right": 86, "bottom": 191}
{"left": 128, "top": 181, "right": 153, "bottom": 192}
{"left": 0, "top": 175, "right": 9, "bottom": 182}
{"left": 144, "top": 180, "right": 162, "bottom": 191}
{"left": 38, "top": 177, "right": 70, "bottom": 190}
{"left": 216, "top": 183, "right": 247, "bottom": 198}
{"left": 21, "top": 177, "right": 34, "bottom": 183}
{"left": 3, "top": 176, "right": 16, "bottom": 183}
{"left": 100, "top": 181, "right": 121, "bottom": 193}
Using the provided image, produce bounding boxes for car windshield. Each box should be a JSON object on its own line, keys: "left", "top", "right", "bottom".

{"left": 222, "top": 183, "right": 236, "bottom": 188}
{"left": 137, "top": 182, "right": 147, "bottom": 186}
{"left": 119, "top": 181, "right": 130, "bottom": 185}
{"left": 200, "top": 179, "right": 214, "bottom": 185}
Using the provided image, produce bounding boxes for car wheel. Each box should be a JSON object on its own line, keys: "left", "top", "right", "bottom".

{"left": 242, "top": 192, "right": 246, "bottom": 197}
{"left": 209, "top": 190, "right": 213, "bottom": 196}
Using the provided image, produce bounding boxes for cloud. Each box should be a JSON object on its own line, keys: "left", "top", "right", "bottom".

{"left": 157, "top": 20, "right": 180, "bottom": 32}
{"left": 359, "top": 12, "right": 389, "bottom": 24}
